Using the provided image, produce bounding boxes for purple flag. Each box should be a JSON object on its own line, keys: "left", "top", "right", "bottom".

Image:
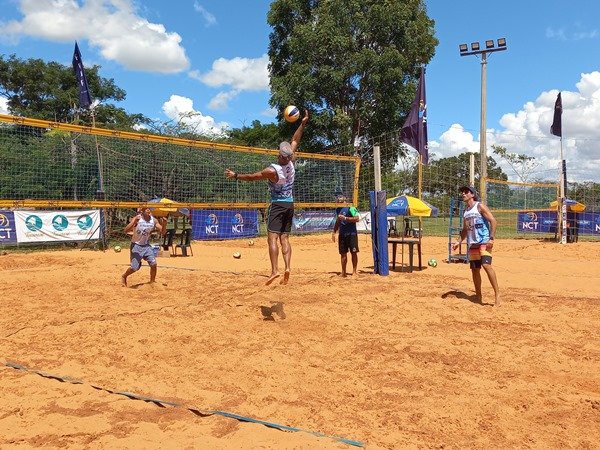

{"left": 401, "top": 66, "right": 428, "bottom": 164}
{"left": 550, "top": 92, "right": 562, "bottom": 137}
{"left": 72, "top": 42, "right": 92, "bottom": 109}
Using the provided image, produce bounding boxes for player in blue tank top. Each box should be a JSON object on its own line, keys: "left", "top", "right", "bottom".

{"left": 452, "top": 186, "right": 500, "bottom": 306}
{"left": 225, "top": 110, "right": 309, "bottom": 286}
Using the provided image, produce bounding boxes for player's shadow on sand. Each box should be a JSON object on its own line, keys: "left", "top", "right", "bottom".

{"left": 260, "top": 302, "right": 286, "bottom": 321}
{"left": 441, "top": 290, "right": 486, "bottom": 306}
{"left": 127, "top": 281, "right": 167, "bottom": 289}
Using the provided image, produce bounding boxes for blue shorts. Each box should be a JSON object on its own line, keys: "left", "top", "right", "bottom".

{"left": 130, "top": 243, "right": 156, "bottom": 271}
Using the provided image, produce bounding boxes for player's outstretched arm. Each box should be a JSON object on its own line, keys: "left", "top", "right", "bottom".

{"left": 290, "top": 110, "right": 309, "bottom": 154}
{"left": 225, "top": 167, "right": 277, "bottom": 182}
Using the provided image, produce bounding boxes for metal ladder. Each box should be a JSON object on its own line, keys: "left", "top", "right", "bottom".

{"left": 448, "top": 197, "right": 469, "bottom": 263}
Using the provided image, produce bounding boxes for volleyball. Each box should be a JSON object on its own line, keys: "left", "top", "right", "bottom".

{"left": 114, "top": 245, "right": 122, "bottom": 253}
{"left": 283, "top": 105, "right": 300, "bottom": 123}
{"left": 233, "top": 252, "right": 241, "bottom": 259}
{"left": 428, "top": 258, "right": 438, "bottom": 267}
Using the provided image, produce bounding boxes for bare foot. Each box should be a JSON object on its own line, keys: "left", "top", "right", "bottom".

{"left": 341, "top": 272, "right": 347, "bottom": 278}
{"left": 121, "top": 275, "right": 127, "bottom": 287}
{"left": 495, "top": 296, "right": 501, "bottom": 307}
{"left": 265, "top": 273, "right": 280, "bottom": 285}
{"left": 280, "top": 270, "right": 290, "bottom": 285}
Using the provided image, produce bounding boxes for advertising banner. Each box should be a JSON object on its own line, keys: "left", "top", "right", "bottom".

{"left": 192, "top": 209, "right": 259, "bottom": 240}
{"left": 292, "top": 211, "right": 336, "bottom": 234}
{"left": 517, "top": 211, "right": 557, "bottom": 233}
{"left": 14, "top": 210, "right": 100, "bottom": 243}
{"left": 517, "top": 210, "right": 600, "bottom": 235}
{"left": 575, "top": 212, "right": 600, "bottom": 235}
{"left": 0, "top": 210, "right": 17, "bottom": 244}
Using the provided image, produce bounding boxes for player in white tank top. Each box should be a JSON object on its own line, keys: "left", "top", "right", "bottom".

{"left": 452, "top": 186, "right": 500, "bottom": 306}
{"left": 224, "top": 110, "right": 309, "bottom": 286}
{"left": 121, "top": 207, "right": 167, "bottom": 287}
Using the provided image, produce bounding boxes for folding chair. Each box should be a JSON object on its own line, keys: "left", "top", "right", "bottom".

{"left": 388, "top": 218, "right": 398, "bottom": 237}
{"left": 175, "top": 229, "right": 194, "bottom": 257}
{"left": 403, "top": 217, "right": 413, "bottom": 237}
{"left": 162, "top": 228, "right": 176, "bottom": 255}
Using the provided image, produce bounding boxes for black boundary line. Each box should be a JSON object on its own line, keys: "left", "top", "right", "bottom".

{"left": 3, "top": 361, "right": 364, "bottom": 448}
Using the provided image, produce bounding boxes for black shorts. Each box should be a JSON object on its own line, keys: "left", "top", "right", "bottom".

{"left": 267, "top": 201, "right": 294, "bottom": 234}
{"left": 339, "top": 234, "right": 359, "bottom": 254}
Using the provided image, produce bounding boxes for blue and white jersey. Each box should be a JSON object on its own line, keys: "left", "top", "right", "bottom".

{"left": 463, "top": 202, "right": 490, "bottom": 246}
{"left": 131, "top": 216, "right": 156, "bottom": 246}
{"left": 268, "top": 161, "right": 295, "bottom": 202}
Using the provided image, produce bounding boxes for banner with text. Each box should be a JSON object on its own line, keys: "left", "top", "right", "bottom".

{"left": 0, "top": 210, "right": 18, "bottom": 244}
{"left": 192, "top": 209, "right": 259, "bottom": 240}
{"left": 14, "top": 210, "right": 100, "bottom": 243}
{"left": 293, "top": 211, "right": 336, "bottom": 234}
{"left": 517, "top": 210, "right": 600, "bottom": 235}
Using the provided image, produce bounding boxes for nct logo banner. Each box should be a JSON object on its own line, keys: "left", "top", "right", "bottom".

{"left": 192, "top": 209, "right": 259, "bottom": 240}
{"left": 517, "top": 210, "right": 600, "bottom": 235}
{"left": 0, "top": 211, "right": 17, "bottom": 244}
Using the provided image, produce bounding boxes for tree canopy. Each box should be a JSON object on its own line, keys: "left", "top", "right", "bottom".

{"left": 0, "top": 54, "right": 148, "bottom": 129}
{"left": 267, "top": 0, "right": 437, "bottom": 152}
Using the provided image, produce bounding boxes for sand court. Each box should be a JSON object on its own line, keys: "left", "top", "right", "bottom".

{"left": 1, "top": 235, "right": 599, "bottom": 449}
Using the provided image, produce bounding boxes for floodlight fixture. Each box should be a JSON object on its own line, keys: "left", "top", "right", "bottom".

{"left": 457, "top": 37, "right": 508, "bottom": 202}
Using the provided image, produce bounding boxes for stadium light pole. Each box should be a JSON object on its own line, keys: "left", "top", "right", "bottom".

{"left": 459, "top": 38, "right": 507, "bottom": 203}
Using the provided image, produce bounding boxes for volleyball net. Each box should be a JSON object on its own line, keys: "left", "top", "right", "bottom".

{"left": 0, "top": 114, "right": 360, "bottom": 210}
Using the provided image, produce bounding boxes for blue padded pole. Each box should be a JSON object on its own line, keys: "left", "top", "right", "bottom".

{"left": 370, "top": 190, "right": 389, "bottom": 275}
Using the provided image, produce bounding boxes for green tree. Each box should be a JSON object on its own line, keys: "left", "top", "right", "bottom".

{"left": 225, "top": 120, "right": 282, "bottom": 149}
{"left": 0, "top": 54, "right": 148, "bottom": 129}
{"left": 267, "top": 0, "right": 437, "bottom": 154}
{"left": 491, "top": 144, "right": 540, "bottom": 183}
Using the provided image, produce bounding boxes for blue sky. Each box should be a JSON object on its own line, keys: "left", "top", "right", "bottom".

{"left": 1, "top": 0, "right": 599, "bottom": 181}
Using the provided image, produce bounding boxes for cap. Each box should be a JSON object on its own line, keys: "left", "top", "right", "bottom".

{"left": 279, "top": 141, "right": 293, "bottom": 158}
{"left": 459, "top": 185, "right": 479, "bottom": 200}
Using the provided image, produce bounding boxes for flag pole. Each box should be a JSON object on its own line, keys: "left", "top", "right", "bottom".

{"left": 559, "top": 136, "right": 567, "bottom": 245}
{"left": 550, "top": 92, "right": 566, "bottom": 245}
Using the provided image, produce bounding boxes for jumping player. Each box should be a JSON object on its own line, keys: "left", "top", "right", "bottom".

{"left": 224, "top": 110, "right": 309, "bottom": 285}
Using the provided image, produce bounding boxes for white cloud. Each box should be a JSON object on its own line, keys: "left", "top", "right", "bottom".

{"left": 207, "top": 90, "right": 240, "bottom": 111}
{"left": 431, "top": 71, "right": 600, "bottom": 182}
{"left": 193, "top": 1, "right": 216, "bottom": 27}
{"left": 0, "top": 97, "right": 8, "bottom": 114}
{"left": 0, "top": 0, "right": 189, "bottom": 73}
{"left": 188, "top": 54, "right": 269, "bottom": 111}
{"left": 261, "top": 107, "right": 277, "bottom": 118}
{"left": 546, "top": 24, "right": 599, "bottom": 41}
{"left": 192, "top": 54, "right": 269, "bottom": 91}
{"left": 162, "top": 94, "right": 228, "bottom": 136}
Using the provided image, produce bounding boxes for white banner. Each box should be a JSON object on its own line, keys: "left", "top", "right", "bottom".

{"left": 356, "top": 212, "right": 398, "bottom": 232}
{"left": 14, "top": 210, "right": 100, "bottom": 243}
{"left": 356, "top": 212, "right": 372, "bottom": 232}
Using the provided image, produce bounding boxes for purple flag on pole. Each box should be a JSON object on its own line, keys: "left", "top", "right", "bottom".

{"left": 72, "top": 42, "right": 92, "bottom": 109}
{"left": 401, "top": 66, "right": 428, "bottom": 164}
{"left": 550, "top": 92, "right": 562, "bottom": 137}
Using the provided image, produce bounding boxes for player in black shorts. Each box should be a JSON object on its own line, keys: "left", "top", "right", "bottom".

{"left": 332, "top": 193, "right": 360, "bottom": 277}
{"left": 225, "top": 110, "right": 309, "bottom": 285}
